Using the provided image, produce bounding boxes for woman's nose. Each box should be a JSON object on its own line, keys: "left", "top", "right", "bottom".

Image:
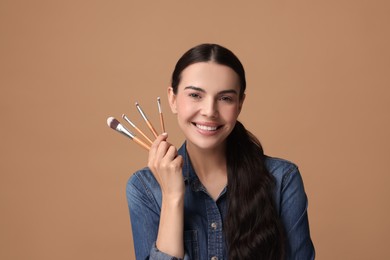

{"left": 201, "top": 98, "right": 218, "bottom": 118}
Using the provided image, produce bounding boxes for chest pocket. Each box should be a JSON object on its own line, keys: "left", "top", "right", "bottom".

{"left": 184, "top": 230, "right": 199, "bottom": 260}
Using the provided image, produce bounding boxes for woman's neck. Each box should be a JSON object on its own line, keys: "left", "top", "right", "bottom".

{"left": 186, "top": 143, "right": 226, "bottom": 174}
{"left": 186, "top": 142, "right": 227, "bottom": 200}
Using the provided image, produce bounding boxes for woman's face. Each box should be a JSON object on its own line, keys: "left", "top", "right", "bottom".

{"left": 168, "top": 62, "right": 245, "bottom": 151}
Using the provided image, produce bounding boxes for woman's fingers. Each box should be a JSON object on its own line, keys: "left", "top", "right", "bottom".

{"left": 147, "top": 133, "right": 184, "bottom": 196}
{"left": 163, "top": 144, "right": 178, "bottom": 161}
{"left": 171, "top": 154, "right": 184, "bottom": 169}
{"left": 159, "top": 146, "right": 180, "bottom": 172}
{"left": 148, "top": 134, "right": 168, "bottom": 168}
{"left": 148, "top": 133, "right": 179, "bottom": 174}
{"left": 149, "top": 133, "right": 168, "bottom": 158}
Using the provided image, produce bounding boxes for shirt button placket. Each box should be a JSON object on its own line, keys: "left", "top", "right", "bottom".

{"left": 205, "top": 195, "right": 223, "bottom": 260}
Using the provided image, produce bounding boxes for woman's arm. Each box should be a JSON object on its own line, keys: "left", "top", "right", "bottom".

{"left": 127, "top": 133, "right": 185, "bottom": 259}
{"left": 127, "top": 170, "right": 185, "bottom": 260}
{"left": 148, "top": 133, "right": 185, "bottom": 258}
{"left": 127, "top": 174, "right": 160, "bottom": 259}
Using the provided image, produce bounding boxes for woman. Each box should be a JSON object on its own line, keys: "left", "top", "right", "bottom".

{"left": 126, "top": 43, "right": 315, "bottom": 260}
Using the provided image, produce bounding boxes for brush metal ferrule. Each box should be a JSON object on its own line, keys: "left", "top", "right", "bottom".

{"left": 157, "top": 97, "right": 162, "bottom": 113}
{"left": 116, "top": 123, "right": 135, "bottom": 139}
{"left": 122, "top": 114, "right": 136, "bottom": 128}
{"left": 135, "top": 103, "right": 148, "bottom": 121}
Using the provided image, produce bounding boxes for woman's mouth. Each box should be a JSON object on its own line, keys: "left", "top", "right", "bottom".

{"left": 192, "top": 123, "right": 223, "bottom": 132}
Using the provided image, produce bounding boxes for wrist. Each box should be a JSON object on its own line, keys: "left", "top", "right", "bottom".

{"left": 162, "top": 193, "right": 184, "bottom": 208}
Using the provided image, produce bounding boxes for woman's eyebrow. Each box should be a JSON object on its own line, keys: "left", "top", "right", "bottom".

{"left": 218, "top": 89, "right": 238, "bottom": 95}
{"left": 184, "top": 86, "right": 238, "bottom": 95}
{"left": 184, "top": 86, "right": 205, "bottom": 92}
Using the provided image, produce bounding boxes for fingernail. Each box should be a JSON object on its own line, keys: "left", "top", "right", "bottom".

{"left": 162, "top": 132, "right": 168, "bottom": 136}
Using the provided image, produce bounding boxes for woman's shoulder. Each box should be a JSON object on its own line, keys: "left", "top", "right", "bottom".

{"left": 128, "top": 166, "right": 157, "bottom": 184}
{"left": 263, "top": 156, "right": 308, "bottom": 216}
{"left": 264, "top": 155, "right": 298, "bottom": 175}
{"left": 126, "top": 167, "right": 162, "bottom": 208}
{"left": 127, "top": 167, "right": 160, "bottom": 195}
{"left": 263, "top": 155, "right": 303, "bottom": 188}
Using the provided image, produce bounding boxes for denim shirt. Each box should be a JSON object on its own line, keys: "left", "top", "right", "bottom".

{"left": 126, "top": 143, "right": 315, "bottom": 260}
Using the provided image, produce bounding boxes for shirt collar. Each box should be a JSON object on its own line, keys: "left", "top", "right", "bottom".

{"left": 178, "top": 142, "right": 203, "bottom": 192}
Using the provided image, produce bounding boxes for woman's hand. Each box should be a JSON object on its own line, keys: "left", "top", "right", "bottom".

{"left": 148, "top": 133, "right": 184, "bottom": 199}
{"left": 148, "top": 133, "right": 185, "bottom": 258}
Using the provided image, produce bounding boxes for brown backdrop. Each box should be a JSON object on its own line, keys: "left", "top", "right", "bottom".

{"left": 1, "top": 1, "right": 389, "bottom": 259}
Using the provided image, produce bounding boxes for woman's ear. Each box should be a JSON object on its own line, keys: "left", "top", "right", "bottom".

{"left": 167, "top": 87, "right": 177, "bottom": 114}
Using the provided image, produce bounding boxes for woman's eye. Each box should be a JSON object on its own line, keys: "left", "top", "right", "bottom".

{"left": 220, "top": 96, "right": 233, "bottom": 102}
{"left": 189, "top": 93, "right": 201, "bottom": 99}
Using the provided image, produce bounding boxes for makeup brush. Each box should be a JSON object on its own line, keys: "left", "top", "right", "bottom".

{"left": 107, "top": 117, "right": 151, "bottom": 150}
{"left": 157, "top": 97, "right": 165, "bottom": 133}
{"left": 122, "top": 114, "right": 153, "bottom": 145}
{"left": 135, "top": 102, "right": 158, "bottom": 138}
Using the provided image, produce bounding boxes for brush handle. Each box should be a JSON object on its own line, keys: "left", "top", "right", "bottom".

{"left": 145, "top": 120, "right": 158, "bottom": 138}
{"left": 122, "top": 114, "right": 154, "bottom": 145}
{"left": 133, "top": 136, "right": 151, "bottom": 150}
{"left": 134, "top": 126, "right": 153, "bottom": 145}
{"left": 159, "top": 113, "right": 165, "bottom": 133}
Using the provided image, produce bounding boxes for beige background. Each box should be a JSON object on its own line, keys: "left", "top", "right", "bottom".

{"left": 1, "top": 1, "right": 389, "bottom": 259}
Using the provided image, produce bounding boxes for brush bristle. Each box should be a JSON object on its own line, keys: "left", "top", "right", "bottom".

{"left": 107, "top": 117, "right": 120, "bottom": 129}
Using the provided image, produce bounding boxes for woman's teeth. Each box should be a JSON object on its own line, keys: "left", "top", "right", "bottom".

{"left": 195, "top": 124, "right": 218, "bottom": 131}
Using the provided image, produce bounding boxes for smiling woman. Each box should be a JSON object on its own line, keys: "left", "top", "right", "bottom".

{"left": 126, "top": 43, "right": 315, "bottom": 260}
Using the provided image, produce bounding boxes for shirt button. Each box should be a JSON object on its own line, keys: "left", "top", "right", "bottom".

{"left": 211, "top": 257, "right": 218, "bottom": 260}
{"left": 211, "top": 222, "right": 217, "bottom": 229}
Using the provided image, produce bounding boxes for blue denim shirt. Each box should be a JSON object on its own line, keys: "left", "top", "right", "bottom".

{"left": 126, "top": 143, "right": 315, "bottom": 260}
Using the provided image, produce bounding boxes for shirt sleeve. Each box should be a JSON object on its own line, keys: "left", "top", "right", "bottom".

{"left": 150, "top": 243, "right": 190, "bottom": 260}
{"left": 279, "top": 165, "right": 315, "bottom": 260}
{"left": 127, "top": 172, "right": 185, "bottom": 260}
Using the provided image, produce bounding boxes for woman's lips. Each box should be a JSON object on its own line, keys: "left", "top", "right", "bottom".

{"left": 192, "top": 122, "right": 223, "bottom": 132}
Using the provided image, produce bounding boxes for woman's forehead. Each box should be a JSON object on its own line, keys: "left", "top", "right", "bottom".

{"left": 178, "top": 62, "right": 241, "bottom": 91}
